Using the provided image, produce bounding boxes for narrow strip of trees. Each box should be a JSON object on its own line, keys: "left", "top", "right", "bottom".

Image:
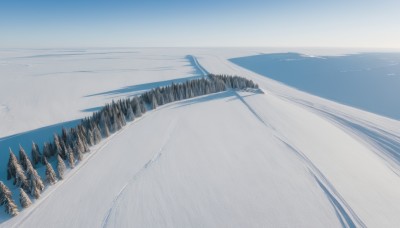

{"left": 1, "top": 74, "right": 259, "bottom": 216}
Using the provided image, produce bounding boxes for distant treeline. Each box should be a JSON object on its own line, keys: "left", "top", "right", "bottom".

{"left": 0, "top": 74, "right": 259, "bottom": 216}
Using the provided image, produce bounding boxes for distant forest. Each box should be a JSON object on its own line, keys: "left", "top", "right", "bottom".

{"left": 0, "top": 74, "right": 260, "bottom": 216}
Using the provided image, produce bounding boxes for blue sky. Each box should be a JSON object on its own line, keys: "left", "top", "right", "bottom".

{"left": 1, "top": 0, "right": 399, "bottom": 48}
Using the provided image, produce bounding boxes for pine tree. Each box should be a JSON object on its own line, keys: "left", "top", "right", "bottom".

{"left": 0, "top": 181, "right": 12, "bottom": 206}
{"left": 4, "top": 195, "right": 18, "bottom": 216}
{"left": 31, "top": 141, "right": 41, "bottom": 166}
{"left": 139, "top": 99, "right": 147, "bottom": 114}
{"left": 59, "top": 140, "right": 67, "bottom": 160}
{"left": 53, "top": 133, "right": 62, "bottom": 157}
{"left": 24, "top": 156, "right": 34, "bottom": 179}
{"left": 131, "top": 97, "right": 142, "bottom": 117}
{"left": 19, "top": 145, "right": 30, "bottom": 170}
{"left": 73, "top": 142, "right": 83, "bottom": 162}
{"left": 77, "top": 125, "right": 90, "bottom": 153}
{"left": 76, "top": 135, "right": 85, "bottom": 153}
{"left": 57, "top": 154, "right": 66, "bottom": 180}
{"left": 26, "top": 162, "right": 44, "bottom": 199}
{"left": 93, "top": 125, "right": 102, "bottom": 144}
{"left": 7, "top": 149, "right": 18, "bottom": 180}
{"left": 101, "top": 118, "right": 110, "bottom": 138}
{"left": 78, "top": 134, "right": 89, "bottom": 153}
{"left": 120, "top": 112, "right": 126, "bottom": 126}
{"left": 42, "top": 142, "right": 51, "bottom": 160}
{"left": 151, "top": 94, "right": 158, "bottom": 109}
{"left": 19, "top": 188, "right": 32, "bottom": 208}
{"left": 44, "top": 158, "right": 57, "bottom": 185}
{"left": 68, "top": 146, "right": 75, "bottom": 169}
{"left": 14, "top": 163, "right": 30, "bottom": 193}
{"left": 86, "top": 129, "right": 94, "bottom": 146}
{"left": 126, "top": 107, "right": 135, "bottom": 122}
{"left": 7, "top": 149, "right": 30, "bottom": 192}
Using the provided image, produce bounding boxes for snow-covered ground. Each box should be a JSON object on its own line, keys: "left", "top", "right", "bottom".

{"left": 1, "top": 48, "right": 400, "bottom": 227}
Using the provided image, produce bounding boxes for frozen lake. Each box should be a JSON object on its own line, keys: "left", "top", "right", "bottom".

{"left": 230, "top": 52, "right": 400, "bottom": 120}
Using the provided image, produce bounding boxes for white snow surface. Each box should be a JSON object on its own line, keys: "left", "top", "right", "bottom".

{"left": 1, "top": 48, "right": 400, "bottom": 227}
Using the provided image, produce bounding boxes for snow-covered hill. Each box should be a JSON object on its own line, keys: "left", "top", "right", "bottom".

{"left": 1, "top": 48, "right": 400, "bottom": 227}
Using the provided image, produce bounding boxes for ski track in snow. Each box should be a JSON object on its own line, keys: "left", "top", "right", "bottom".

{"left": 313, "top": 176, "right": 356, "bottom": 228}
{"left": 101, "top": 119, "right": 177, "bottom": 228}
{"left": 233, "top": 91, "right": 366, "bottom": 228}
{"left": 277, "top": 139, "right": 366, "bottom": 228}
{"left": 284, "top": 96, "right": 400, "bottom": 175}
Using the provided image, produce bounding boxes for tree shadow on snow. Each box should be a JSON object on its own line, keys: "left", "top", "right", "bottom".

{"left": 173, "top": 91, "right": 260, "bottom": 109}
{"left": 85, "top": 75, "right": 204, "bottom": 98}
{"left": 0, "top": 120, "right": 80, "bottom": 179}
{"left": 84, "top": 55, "right": 207, "bottom": 98}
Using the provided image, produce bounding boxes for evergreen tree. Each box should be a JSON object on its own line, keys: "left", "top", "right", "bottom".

{"left": 19, "top": 188, "right": 32, "bottom": 208}
{"left": 62, "top": 127, "right": 69, "bottom": 145}
{"left": 120, "top": 112, "right": 127, "bottom": 126}
{"left": 0, "top": 181, "right": 12, "bottom": 206}
{"left": 73, "top": 142, "right": 83, "bottom": 162}
{"left": 57, "top": 154, "right": 66, "bottom": 180}
{"left": 4, "top": 195, "right": 18, "bottom": 216}
{"left": 131, "top": 97, "right": 142, "bottom": 117}
{"left": 31, "top": 141, "right": 41, "bottom": 166}
{"left": 93, "top": 125, "right": 102, "bottom": 144}
{"left": 26, "top": 162, "right": 44, "bottom": 199}
{"left": 100, "top": 117, "right": 110, "bottom": 138}
{"left": 44, "top": 158, "right": 57, "bottom": 185}
{"left": 7, "top": 149, "right": 18, "bottom": 180}
{"left": 68, "top": 146, "right": 75, "bottom": 169}
{"left": 53, "top": 134, "right": 62, "bottom": 157}
{"left": 18, "top": 145, "right": 30, "bottom": 170}
{"left": 151, "top": 94, "right": 158, "bottom": 109}
{"left": 86, "top": 129, "right": 94, "bottom": 146}
{"left": 42, "top": 142, "right": 51, "bottom": 160}
{"left": 14, "top": 163, "right": 30, "bottom": 193}
{"left": 76, "top": 135, "right": 85, "bottom": 154}
{"left": 139, "top": 99, "right": 147, "bottom": 114}
{"left": 8, "top": 149, "right": 30, "bottom": 192}
{"left": 126, "top": 107, "right": 135, "bottom": 122}
{"left": 59, "top": 140, "right": 67, "bottom": 160}
{"left": 77, "top": 127, "right": 90, "bottom": 152}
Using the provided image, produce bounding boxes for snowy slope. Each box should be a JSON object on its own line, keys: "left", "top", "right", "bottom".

{"left": 1, "top": 91, "right": 345, "bottom": 228}
{"left": 197, "top": 53, "right": 400, "bottom": 227}
{"left": 1, "top": 48, "right": 400, "bottom": 227}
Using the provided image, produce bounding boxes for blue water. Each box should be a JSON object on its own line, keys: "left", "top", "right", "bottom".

{"left": 230, "top": 52, "right": 400, "bottom": 120}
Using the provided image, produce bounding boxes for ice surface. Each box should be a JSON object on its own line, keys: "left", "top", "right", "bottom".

{"left": 230, "top": 52, "right": 400, "bottom": 120}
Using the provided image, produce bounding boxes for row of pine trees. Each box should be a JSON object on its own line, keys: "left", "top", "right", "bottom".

{"left": 0, "top": 74, "right": 259, "bottom": 216}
